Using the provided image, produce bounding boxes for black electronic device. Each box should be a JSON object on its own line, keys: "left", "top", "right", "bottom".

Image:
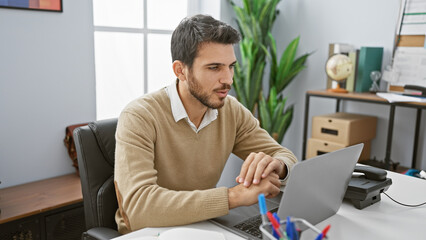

{"left": 403, "top": 84, "right": 426, "bottom": 97}
{"left": 344, "top": 165, "right": 392, "bottom": 209}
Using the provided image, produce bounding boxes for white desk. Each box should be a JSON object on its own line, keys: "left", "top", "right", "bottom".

{"left": 113, "top": 170, "right": 426, "bottom": 240}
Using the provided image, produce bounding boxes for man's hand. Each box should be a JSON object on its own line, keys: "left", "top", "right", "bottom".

{"left": 236, "top": 152, "right": 286, "bottom": 187}
{"left": 228, "top": 173, "right": 281, "bottom": 209}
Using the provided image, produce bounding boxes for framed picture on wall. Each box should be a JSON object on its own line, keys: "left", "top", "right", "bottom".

{"left": 0, "top": 0, "right": 62, "bottom": 12}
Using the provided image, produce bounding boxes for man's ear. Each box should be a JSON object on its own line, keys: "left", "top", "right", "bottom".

{"left": 172, "top": 60, "right": 187, "bottom": 81}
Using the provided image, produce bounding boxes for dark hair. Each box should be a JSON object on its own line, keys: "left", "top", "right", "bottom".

{"left": 171, "top": 14, "right": 240, "bottom": 69}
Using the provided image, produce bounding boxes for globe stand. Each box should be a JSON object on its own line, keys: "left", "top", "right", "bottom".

{"left": 325, "top": 54, "right": 353, "bottom": 94}
{"left": 327, "top": 81, "right": 348, "bottom": 93}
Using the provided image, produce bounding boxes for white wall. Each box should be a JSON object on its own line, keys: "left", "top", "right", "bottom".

{"left": 220, "top": 0, "right": 426, "bottom": 170}
{"left": 0, "top": 0, "right": 96, "bottom": 188}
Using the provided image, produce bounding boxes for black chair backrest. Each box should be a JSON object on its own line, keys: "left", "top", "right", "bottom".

{"left": 74, "top": 118, "right": 118, "bottom": 230}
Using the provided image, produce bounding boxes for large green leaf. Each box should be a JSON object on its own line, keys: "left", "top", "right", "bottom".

{"left": 267, "top": 32, "right": 278, "bottom": 87}
{"left": 276, "top": 106, "right": 293, "bottom": 143}
{"left": 259, "top": 0, "right": 277, "bottom": 34}
{"left": 276, "top": 36, "right": 300, "bottom": 89}
{"left": 259, "top": 95, "right": 272, "bottom": 132}
{"left": 271, "top": 97, "right": 284, "bottom": 133}
{"left": 278, "top": 52, "right": 310, "bottom": 92}
{"left": 268, "top": 87, "right": 277, "bottom": 116}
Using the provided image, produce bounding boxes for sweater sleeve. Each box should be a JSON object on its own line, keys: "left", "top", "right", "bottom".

{"left": 114, "top": 111, "right": 229, "bottom": 233}
{"left": 230, "top": 98, "right": 298, "bottom": 182}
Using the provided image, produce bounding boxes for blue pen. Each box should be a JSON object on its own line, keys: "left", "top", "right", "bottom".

{"left": 286, "top": 216, "right": 299, "bottom": 240}
{"left": 292, "top": 218, "right": 299, "bottom": 240}
{"left": 314, "top": 233, "right": 323, "bottom": 240}
{"left": 286, "top": 216, "right": 293, "bottom": 240}
{"left": 258, "top": 194, "right": 268, "bottom": 225}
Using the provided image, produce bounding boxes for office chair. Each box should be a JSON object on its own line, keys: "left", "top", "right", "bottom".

{"left": 74, "top": 118, "right": 121, "bottom": 240}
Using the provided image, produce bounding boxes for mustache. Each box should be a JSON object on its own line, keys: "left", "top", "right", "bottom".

{"left": 215, "top": 84, "right": 232, "bottom": 91}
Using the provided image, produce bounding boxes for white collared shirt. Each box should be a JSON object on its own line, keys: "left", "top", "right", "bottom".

{"left": 165, "top": 81, "right": 218, "bottom": 133}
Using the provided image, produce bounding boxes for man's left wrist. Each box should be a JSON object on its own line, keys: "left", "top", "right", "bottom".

{"left": 277, "top": 159, "right": 287, "bottom": 179}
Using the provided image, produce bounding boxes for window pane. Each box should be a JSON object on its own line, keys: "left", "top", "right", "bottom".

{"left": 94, "top": 32, "right": 144, "bottom": 120}
{"left": 147, "top": 0, "right": 187, "bottom": 30}
{"left": 93, "top": 0, "right": 143, "bottom": 28}
{"left": 147, "top": 34, "right": 175, "bottom": 92}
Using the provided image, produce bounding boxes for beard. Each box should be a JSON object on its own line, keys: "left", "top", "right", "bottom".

{"left": 187, "top": 74, "right": 231, "bottom": 109}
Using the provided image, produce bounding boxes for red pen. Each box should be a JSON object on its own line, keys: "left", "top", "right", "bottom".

{"left": 266, "top": 212, "right": 284, "bottom": 239}
{"left": 322, "top": 224, "right": 331, "bottom": 239}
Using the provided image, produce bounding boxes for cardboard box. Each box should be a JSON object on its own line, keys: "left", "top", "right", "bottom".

{"left": 312, "top": 112, "right": 377, "bottom": 145}
{"left": 306, "top": 138, "right": 371, "bottom": 162}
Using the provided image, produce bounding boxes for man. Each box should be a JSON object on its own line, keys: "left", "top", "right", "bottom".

{"left": 114, "top": 14, "right": 297, "bottom": 234}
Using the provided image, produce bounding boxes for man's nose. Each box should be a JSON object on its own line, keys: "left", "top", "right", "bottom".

{"left": 220, "top": 69, "right": 234, "bottom": 85}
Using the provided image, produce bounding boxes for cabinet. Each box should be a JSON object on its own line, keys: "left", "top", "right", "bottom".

{"left": 302, "top": 90, "right": 426, "bottom": 170}
{"left": 0, "top": 174, "right": 85, "bottom": 240}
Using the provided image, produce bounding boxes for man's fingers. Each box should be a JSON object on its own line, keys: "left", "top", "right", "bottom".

{"left": 270, "top": 175, "right": 281, "bottom": 188}
{"left": 238, "top": 152, "right": 255, "bottom": 184}
{"left": 261, "top": 159, "right": 281, "bottom": 178}
{"left": 244, "top": 152, "right": 265, "bottom": 186}
{"left": 239, "top": 152, "right": 284, "bottom": 188}
{"left": 265, "top": 184, "right": 281, "bottom": 198}
{"left": 253, "top": 157, "right": 271, "bottom": 184}
{"left": 263, "top": 176, "right": 281, "bottom": 198}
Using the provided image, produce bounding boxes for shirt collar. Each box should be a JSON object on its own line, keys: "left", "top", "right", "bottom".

{"left": 165, "top": 80, "right": 218, "bottom": 132}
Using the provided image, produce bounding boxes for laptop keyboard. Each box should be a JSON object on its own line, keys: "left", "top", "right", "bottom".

{"left": 233, "top": 207, "right": 278, "bottom": 239}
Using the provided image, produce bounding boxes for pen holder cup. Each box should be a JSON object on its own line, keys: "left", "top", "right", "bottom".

{"left": 260, "top": 217, "right": 324, "bottom": 240}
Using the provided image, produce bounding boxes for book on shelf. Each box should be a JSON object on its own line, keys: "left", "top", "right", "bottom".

{"left": 355, "top": 47, "right": 383, "bottom": 93}
{"left": 326, "top": 43, "right": 354, "bottom": 89}
{"left": 346, "top": 50, "right": 359, "bottom": 92}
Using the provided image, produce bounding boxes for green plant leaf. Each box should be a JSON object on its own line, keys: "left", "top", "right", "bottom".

{"left": 276, "top": 36, "right": 300, "bottom": 89}
{"left": 268, "top": 87, "right": 277, "bottom": 116}
{"left": 243, "top": 0, "right": 251, "bottom": 15}
{"left": 276, "top": 106, "right": 293, "bottom": 143}
{"left": 271, "top": 101, "right": 285, "bottom": 129}
{"left": 259, "top": 95, "right": 272, "bottom": 132}
{"left": 249, "top": 59, "right": 265, "bottom": 111}
{"left": 278, "top": 53, "right": 310, "bottom": 91}
{"left": 267, "top": 32, "right": 278, "bottom": 87}
{"left": 233, "top": 63, "right": 248, "bottom": 107}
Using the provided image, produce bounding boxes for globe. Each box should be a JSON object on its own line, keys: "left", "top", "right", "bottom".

{"left": 325, "top": 54, "right": 353, "bottom": 93}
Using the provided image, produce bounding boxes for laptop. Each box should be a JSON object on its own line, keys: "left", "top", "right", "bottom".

{"left": 210, "top": 144, "right": 363, "bottom": 240}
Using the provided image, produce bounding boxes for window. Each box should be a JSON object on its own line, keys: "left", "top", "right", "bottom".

{"left": 93, "top": 0, "right": 220, "bottom": 120}
{"left": 93, "top": 0, "right": 185, "bottom": 120}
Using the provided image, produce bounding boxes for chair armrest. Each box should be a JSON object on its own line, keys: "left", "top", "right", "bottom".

{"left": 85, "top": 227, "right": 121, "bottom": 240}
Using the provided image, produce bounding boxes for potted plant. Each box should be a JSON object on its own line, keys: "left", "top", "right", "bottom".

{"left": 230, "top": 0, "right": 311, "bottom": 143}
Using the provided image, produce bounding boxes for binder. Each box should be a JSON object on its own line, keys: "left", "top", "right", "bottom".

{"left": 355, "top": 47, "right": 383, "bottom": 93}
{"left": 346, "top": 50, "right": 359, "bottom": 92}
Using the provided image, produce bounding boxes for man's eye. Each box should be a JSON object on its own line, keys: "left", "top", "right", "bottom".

{"left": 208, "top": 66, "right": 219, "bottom": 70}
{"left": 230, "top": 64, "right": 235, "bottom": 69}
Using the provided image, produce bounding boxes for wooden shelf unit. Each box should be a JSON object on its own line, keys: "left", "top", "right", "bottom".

{"left": 0, "top": 174, "right": 84, "bottom": 240}
{"left": 303, "top": 90, "right": 426, "bottom": 170}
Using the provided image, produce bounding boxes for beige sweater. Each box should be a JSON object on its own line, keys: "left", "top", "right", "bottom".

{"left": 114, "top": 89, "right": 297, "bottom": 234}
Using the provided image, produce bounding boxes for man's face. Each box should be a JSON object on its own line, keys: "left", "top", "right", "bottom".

{"left": 186, "top": 42, "right": 237, "bottom": 109}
